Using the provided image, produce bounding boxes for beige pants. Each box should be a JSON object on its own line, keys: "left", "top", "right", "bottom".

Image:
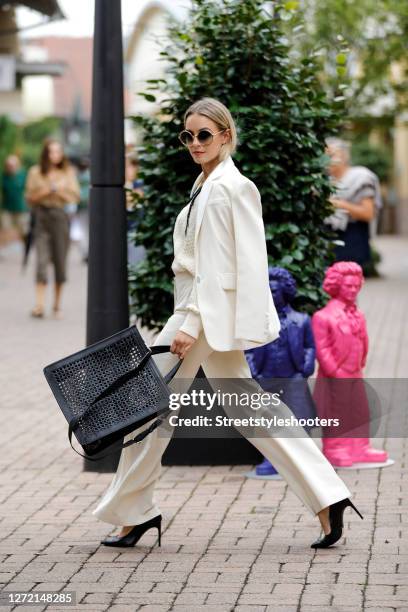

{"left": 34, "top": 206, "right": 70, "bottom": 284}
{"left": 92, "top": 272, "right": 351, "bottom": 526}
{"left": 1, "top": 210, "right": 30, "bottom": 236}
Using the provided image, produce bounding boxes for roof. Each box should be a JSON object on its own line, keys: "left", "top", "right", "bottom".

{"left": 0, "top": 1, "right": 64, "bottom": 18}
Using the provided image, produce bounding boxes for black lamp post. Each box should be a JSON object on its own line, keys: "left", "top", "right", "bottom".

{"left": 84, "top": 0, "right": 128, "bottom": 472}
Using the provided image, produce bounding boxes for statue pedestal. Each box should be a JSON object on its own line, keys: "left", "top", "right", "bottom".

{"left": 162, "top": 368, "right": 262, "bottom": 466}
{"left": 244, "top": 470, "right": 283, "bottom": 480}
{"left": 335, "top": 458, "right": 395, "bottom": 470}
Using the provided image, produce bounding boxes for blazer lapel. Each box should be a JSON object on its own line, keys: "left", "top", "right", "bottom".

{"left": 194, "top": 156, "right": 235, "bottom": 242}
{"left": 190, "top": 171, "right": 204, "bottom": 198}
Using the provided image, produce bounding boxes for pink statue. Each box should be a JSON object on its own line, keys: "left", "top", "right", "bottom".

{"left": 312, "top": 261, "right": 388, "bottom": 467}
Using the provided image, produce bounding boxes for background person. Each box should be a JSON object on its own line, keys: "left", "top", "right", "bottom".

{"left": 125, "top": 154, "right": 144, "bottom": 205}
{"left": 25, "top": 139, "right": 80, "bottom": 319}
{"left": 1, "top": 155, "right": 29, "bottom": 247}
{"left": 325, "top": 137, "right": 382, "bottom": 274}
{"left": 71, "top": 157, "right": 90, "bottom": 263}
{"left": 125, "top": 153, "right": 146, "bottom": 266}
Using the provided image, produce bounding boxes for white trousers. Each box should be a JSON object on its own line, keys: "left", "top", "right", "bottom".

{"left": 92, "top": 272, "right": 351, "bottom": 526}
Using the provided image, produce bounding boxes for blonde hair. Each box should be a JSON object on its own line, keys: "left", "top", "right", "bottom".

{"left": 184, "top": 97, "right": 238, "bottom": 161}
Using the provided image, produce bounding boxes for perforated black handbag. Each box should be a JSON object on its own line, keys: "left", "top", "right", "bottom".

{"left": 43, "top": 325, "right": 182, "bottom": 461}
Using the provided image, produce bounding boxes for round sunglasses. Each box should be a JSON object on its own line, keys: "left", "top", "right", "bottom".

{"left": 178, "top": 128, "right": 226, "bottom": 147}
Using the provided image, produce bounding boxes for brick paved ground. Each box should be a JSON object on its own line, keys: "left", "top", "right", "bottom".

{"left": 0, "top": 235, "right": 407, "bottom": 612}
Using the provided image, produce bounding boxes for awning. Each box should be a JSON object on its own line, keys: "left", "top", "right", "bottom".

{"left": 16, "top": 59, "right": 65, "bottom": 76}
{"left": 0, "top": 1, "right": 64, "bottom": 19}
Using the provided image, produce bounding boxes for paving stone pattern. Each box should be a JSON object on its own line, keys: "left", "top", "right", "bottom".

{"left": 0, "top": 236, "right": 407, "bottom": 611}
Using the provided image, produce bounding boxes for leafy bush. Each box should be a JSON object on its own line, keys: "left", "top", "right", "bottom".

{"left": 129, "top": 0, "right": 343, "bottom": 330}
{"left": 351, "top": 139, "right": 392, "bottom": 183}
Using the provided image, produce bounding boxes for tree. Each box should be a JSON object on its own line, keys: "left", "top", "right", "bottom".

{"left": 0, "top": 116, "right": 62, "bottom": 169}
{"left": 129, "top": 0, "right": 343, "bottom": 330}
{"left": 20, "top": 116, "right": 62, "bottom": 168}
{"left": 285, "top": 0, "right": 408, "bottom": 119}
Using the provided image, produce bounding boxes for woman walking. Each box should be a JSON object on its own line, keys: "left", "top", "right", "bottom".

{"left": 1, "top": 154, "right": 29, "bottom": 247}
{"left": 25, "top": 139, "right": 80, "bottom": 319}
{"left": 93, "top": 98, "right": 363, "bottom": 549}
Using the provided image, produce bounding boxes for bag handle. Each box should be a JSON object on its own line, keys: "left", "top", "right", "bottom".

{"left": 67, "top": 345, "right": 182, "bottom": 461}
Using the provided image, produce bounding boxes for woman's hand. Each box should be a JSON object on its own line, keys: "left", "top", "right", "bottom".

{"left": 52, "top": 178, "right": 68, "bottom": 194}
{"left": 170, "top": 330, "right": 196, "bottom": 359}
{"left": 329, "top": 197, "right": 348, "bottom": 210}
{"left": 27, "top": 186, "right": 54, "bottom": 204}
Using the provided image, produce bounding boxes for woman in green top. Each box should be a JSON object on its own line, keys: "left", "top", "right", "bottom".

{"left": 1, "top": 155, "right": 29, "bottom": 244}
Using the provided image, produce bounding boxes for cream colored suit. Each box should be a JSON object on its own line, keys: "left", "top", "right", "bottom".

{"left": 92, "top": 158, "right": 352, "bottom": 528}
{"left": 185, "top": 156, "right": 280, "bottom": 351}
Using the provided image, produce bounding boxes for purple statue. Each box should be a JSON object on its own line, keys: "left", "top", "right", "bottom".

{"left": 312, "top": 261, "right": 388, "bottom": 467}
{"left": 245, "top": 267, "right": 317, "bottom": 476}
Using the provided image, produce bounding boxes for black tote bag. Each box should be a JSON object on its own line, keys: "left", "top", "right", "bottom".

{"left": 43, "top": 325, "right": 182, "bottom": 461}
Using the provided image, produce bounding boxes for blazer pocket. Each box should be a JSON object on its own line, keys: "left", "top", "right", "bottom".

{"left": 218, "top": 272, "right": 237, "bottom": 290}
{"left": 207, "top": 197, "right": 231, "bottom": 208}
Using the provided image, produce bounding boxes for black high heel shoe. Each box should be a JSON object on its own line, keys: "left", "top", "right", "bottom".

{"left": 311, "top": 498, "right": 363, "bottom": 549}
{"left": 101, "top": 514, "right": 162, "bottom": 548}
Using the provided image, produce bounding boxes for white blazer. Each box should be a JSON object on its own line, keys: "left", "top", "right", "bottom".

{"left": 179, "top": 155, "right": 281, "bottom": 352}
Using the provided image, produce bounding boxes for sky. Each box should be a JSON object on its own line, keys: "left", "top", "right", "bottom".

{"left": 17, "top": 0, "right": 189, "bottom": 39}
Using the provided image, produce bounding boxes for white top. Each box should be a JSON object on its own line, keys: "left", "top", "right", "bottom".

{"left": 171, "top": 192, "right": 203, "bottom": 340}
{"left": 171, "top": 200, "right": 198, "bottom": 277}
